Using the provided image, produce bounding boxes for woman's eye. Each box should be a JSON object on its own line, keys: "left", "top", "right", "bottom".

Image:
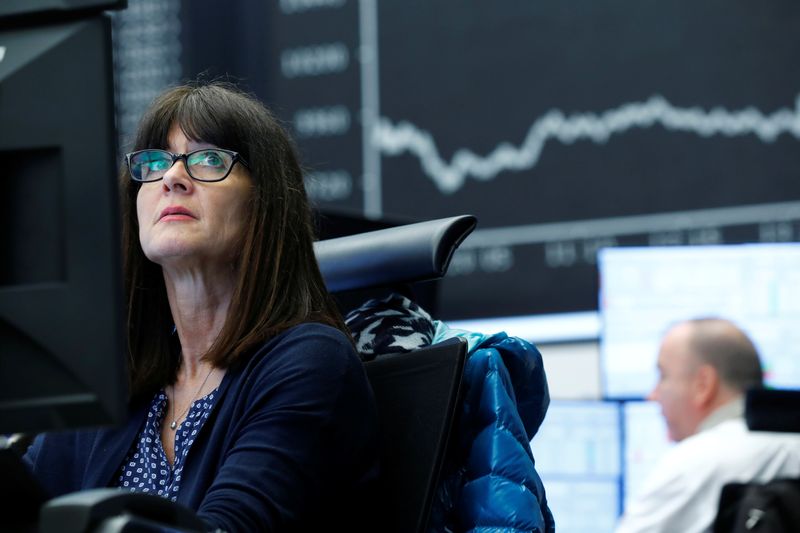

{"left": 191, "top": 151, "right": 224, "bottom": 167}
{"left": 149, "top": 159, "right": 171, "bottom": 171}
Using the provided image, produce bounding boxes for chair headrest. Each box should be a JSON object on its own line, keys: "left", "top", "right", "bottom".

{"left": 314, "top": 215, "right": 477, "bottom": 293}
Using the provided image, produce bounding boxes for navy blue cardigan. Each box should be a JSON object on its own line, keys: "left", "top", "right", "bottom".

{"left": 24, "top": 323, "right": 381, "bottom": 532}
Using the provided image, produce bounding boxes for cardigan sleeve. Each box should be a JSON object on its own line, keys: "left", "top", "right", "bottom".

{"left": 23, "top": 430, "right": 94, "bottom": 498}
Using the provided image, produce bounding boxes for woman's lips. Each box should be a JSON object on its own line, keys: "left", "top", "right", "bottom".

{"left": 159, "top": 206, "right": 196, "bottom": 221}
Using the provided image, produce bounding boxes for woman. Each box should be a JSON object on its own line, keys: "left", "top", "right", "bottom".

{"left": 24, "top": 82, "right": 380, "bottom": 532}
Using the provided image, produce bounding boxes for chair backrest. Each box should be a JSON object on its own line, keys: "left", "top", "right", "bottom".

{"left": 745, "top": 388, "right": 800, "bottom": 433}
{"left": 363, "top": 337, "right": 468, "bottom": 533}
{"left": 317, "top": 215, "right": 475, "bottom": 532}
{"left": 315, "top": 214, "right": 476, "bottom": 292}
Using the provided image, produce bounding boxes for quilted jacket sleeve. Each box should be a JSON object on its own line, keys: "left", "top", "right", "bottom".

{"left": 430, "top": 332, "right": 555, "bottom": 533}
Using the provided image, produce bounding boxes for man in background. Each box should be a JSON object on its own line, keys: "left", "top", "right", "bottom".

{"left": 616, "top": 317, "right": 800, "bottom": 533}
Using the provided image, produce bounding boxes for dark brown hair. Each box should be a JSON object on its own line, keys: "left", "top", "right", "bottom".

{"left": 120, "top": 81, "right": 347, "bottom": 402}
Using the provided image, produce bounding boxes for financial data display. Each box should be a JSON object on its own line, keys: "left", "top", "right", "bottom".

{"left": 622, "top": 401, "right": 674, "bottom": 509}
{"left": 111, "top": 0, "right": 182, "bottom": 154}
{"left": 268, "top": 1, "right": 800, "bottom": 319}
{"left": 531, "top": 400, "right": 622, "bottom": 533}
{"left": 599, "top": 244, "right": 800, "bottom": 398}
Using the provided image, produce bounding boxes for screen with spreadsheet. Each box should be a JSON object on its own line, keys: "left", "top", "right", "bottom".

{"left": 531, "top": 400, "right": 622, "bottom": 533}
{"left": 599, "top": 244, "right": 800, "bottom": 399}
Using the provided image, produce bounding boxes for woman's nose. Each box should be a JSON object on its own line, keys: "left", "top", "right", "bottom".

{"left": 161, "top": 158, "right": 193, "bottom": 192}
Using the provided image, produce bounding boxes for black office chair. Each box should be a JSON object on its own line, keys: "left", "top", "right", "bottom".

{"left": 37, "top": 214, "right": 477, "bottom": 533}
{"left": 364, "top": 338, "right": 467, "bottom": 533}
{"left": 318, "top": 214, "right": 476, "bottom": 533}
{"left": 712, "top": 389, "right": 800, "bottom": 533}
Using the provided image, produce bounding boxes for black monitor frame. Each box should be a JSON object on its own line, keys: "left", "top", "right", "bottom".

{"left": 0, "top": 14, "right": 126, "bottom": 434}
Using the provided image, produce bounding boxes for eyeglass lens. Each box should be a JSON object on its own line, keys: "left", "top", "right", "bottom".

{"left": 129, "top": 150, "right": 235, "bottom": 182}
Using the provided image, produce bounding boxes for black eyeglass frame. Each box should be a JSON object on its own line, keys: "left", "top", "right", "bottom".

{"left": 125, "top": 148, "right": 250, "bottom": 183}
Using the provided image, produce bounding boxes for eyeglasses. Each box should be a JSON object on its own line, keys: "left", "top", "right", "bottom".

{"left": 126, "top": 148, "right": 249, "bottom": 183}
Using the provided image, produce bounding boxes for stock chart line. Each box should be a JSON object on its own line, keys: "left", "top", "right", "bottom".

{"left": 373, "top": 94, "right": 800, "bottom": 194}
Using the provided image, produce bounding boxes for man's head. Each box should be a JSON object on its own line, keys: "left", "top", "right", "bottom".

{"left": 648, "top": 318, "right": 763, "bottom": 442}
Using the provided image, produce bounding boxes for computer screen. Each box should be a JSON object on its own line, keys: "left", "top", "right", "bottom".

{"left": 531, "top": 400, "right": 622, "bottom": 533}
{"left": 599, "top": 244, "right": 800, "bottom": 399}
{"left": 621, "top": 400, "right": 674, "bottom": 510}
{"left": 448, "top": 310, "right": 600, "bottom": 344}
{"left": 0, "top": 15, "right": 126, "bottom": 434}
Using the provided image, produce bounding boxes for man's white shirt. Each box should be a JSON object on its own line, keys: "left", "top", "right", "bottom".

{"left": 616, "top": 400, "right": 800, "bottom": 533}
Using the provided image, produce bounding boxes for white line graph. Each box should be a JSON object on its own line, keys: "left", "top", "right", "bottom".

{"left": 373, "top": 94, "right": 800, "bottom": 195}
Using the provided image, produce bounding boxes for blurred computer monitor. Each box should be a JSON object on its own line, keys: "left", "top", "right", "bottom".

{"left": 621, "top": 400, "right": 674, "bottom": 510}
{"left": 531, "top": 400, "right": 622, "bottom": 533}
{"left": 599, "top": 244, "right": 800, "bottom": 399}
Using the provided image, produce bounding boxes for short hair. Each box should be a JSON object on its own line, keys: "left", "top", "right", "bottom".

{"left": 120, "top": 81, "right": 347, "bottom": 402}
{"left": 686, "top": 317, "right": 764, "bottom": 393}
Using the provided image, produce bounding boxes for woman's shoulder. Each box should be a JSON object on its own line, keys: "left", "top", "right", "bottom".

{"left": 272, "top": 322, "right": 354, "bottom": 356}
{"left": 245, "top": 322, "right": 360, "bottom": 377}
{"left": 277, "top": 321, "right": 353, "bottom": 344}
{"left": 226, "top": 322, "right": 371, "bottom": 414}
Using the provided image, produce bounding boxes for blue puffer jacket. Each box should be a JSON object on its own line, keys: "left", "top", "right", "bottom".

{"left": 428, "top": 328, "right": 555, "bottom": 533}
{"left": 344, "top": 295, "right": 554, "bottom": 532}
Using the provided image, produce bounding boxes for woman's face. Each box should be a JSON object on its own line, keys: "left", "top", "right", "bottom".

{"left": 136, "top": 125, "right": 253, "bottom": 270}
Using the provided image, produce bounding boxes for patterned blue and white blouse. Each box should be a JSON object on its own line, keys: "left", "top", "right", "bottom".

{"left": 116, "top": 388, "right": 219, "bottom": 500}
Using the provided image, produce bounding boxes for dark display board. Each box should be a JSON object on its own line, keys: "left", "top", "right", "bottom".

{"left": 267, "top": 0, "right": 800, "bottom": 319}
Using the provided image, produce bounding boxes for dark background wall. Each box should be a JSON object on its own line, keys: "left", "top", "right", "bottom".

{"left": 179, "top": 0, "right": 270, "bottom": 98}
